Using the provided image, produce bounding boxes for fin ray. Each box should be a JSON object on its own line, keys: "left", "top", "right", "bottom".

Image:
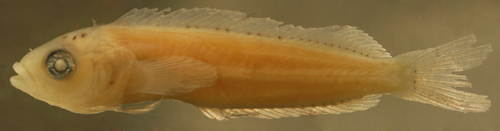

{"left": 109, "top": 100, "right": 162, "bottom": 114}
{"left": 198, "top": 94, "right": 382, "bottom": 121}
{"left": 392, "top": 35, "right": 492, "bottom": 113}
{"left": 112, "top": 8, "right": 391, "bottom": 59}
{"left": 134, "top": 56, "right": 217, "bottom": 95}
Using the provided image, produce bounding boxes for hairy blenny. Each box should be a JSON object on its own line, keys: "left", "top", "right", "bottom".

{"left": 10, "top": 8, "right": 492, "bottom": 120}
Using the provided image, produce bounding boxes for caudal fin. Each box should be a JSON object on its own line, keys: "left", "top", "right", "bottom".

{"left": 392, "top": 35, "right": 492, "bottom": 113}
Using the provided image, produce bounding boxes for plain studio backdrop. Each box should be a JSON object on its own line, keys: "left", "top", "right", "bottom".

{"left": 0, "top": 0, "right": 498, "bottom": 130}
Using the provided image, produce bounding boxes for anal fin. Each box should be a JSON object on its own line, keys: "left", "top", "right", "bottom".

{"left": 109, "top": 100, "right": 162, "bottom": 114}
{"left": 198, "top": 94, "right": 382, "bottom": 121}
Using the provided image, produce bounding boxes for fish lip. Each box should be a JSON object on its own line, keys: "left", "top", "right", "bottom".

{"left": 12, "top": 62, "right": 24, "bottom": 75}
{"left": 10, "top": 63, "right": 28, "bottom": 92}
{"left": 12, "top": 62, "right": 34, "bottom": 80}
{"left": 10, "top": 62, "right": 38, "bottom": 93}
{"left": 10, "top": 75, "right": 23, "bottom": 89}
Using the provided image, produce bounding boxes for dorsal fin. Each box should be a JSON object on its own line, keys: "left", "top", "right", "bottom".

{"left": 198, "top": 94, "right": 382, "bottom": 121}
{"left": 111, "top": 8, "right": 391, "bottom": 58}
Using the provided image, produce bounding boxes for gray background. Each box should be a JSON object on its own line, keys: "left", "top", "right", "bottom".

{"left": 0, "top": 0, "right": 499, "bottom": 130}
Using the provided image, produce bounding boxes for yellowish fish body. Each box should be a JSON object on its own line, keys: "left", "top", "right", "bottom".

{"left": 105, "top": 26, "right": 403, "bottom": 108}
{"left": 11, "top": 8, "right": 492, "bottom": 120}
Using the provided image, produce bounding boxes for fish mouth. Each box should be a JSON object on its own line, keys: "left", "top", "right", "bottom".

{"left": 10, "top": 62, "right": 35, "bottom": 94}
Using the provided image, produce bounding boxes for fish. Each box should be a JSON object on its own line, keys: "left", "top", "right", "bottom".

{"left": 10, "top": 8, "right": 492, "bottom": 121}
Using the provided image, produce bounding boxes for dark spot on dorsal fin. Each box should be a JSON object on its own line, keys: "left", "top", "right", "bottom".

{"left": 81, "top": 33, "right": 87, "bottom": 38}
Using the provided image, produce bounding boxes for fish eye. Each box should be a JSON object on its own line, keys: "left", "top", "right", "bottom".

{"left": 46, "top": 50, "right": 75, "bottom": 79}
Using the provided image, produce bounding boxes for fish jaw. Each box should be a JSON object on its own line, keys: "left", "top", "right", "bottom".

{"left": 10, "top": 75, "right": 25, "bottom": 91}
{"left": 11, "top": 62, "right": 38, "bottom": 96}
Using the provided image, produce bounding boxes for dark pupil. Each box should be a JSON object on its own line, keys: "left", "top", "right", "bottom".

{"left": 46, "top": 50, "right": 74, "bottom": 79}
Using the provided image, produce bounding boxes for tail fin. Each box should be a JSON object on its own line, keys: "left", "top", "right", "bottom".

{"left": 392, "top": 35, "right": 492, "bottom": 113}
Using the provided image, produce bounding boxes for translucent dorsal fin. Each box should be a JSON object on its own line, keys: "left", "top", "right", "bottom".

{"left": 197, "top": 94, "right": 382, "bottom": 121}
{"left": 111, "top": 8, "right": 391, "bottom": 59}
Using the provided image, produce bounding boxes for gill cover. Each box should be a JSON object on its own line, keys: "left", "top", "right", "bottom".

{"left": 55, "top": 46, "right": 135, "bottom": 114}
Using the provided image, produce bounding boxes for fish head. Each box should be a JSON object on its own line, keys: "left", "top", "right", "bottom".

{"left": 10, "top": 27, "right": 135, "bottom": 114}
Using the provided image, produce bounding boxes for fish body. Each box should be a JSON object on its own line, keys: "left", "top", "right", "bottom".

{"left": 10, "top": 8, "right": 492, "bottom": 120}
{"left": 107, "top": 27, "right": 403, "bottom": 108}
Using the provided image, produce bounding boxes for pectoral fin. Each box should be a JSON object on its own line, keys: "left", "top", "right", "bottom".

{"left": 135, "top": 56, "right": 217, "bottom": 95}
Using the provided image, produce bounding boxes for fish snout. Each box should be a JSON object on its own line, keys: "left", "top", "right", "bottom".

{"left": 10, "top": 62, "right": 36, "bottom": 94}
